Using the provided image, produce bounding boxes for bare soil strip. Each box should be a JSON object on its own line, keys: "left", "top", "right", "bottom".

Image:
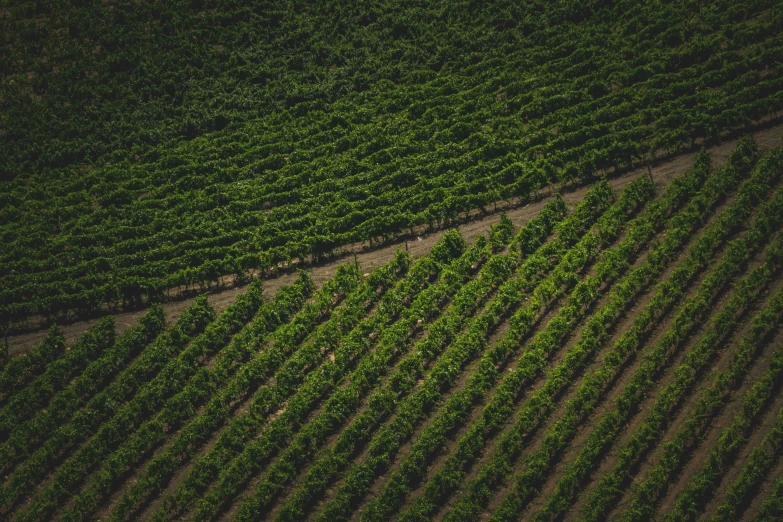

{"left": 504, "top": 234, "right": 708, "bottom": 522}
{"left": 8, "top": 124, "right": 783, "bottom": 357}
{"left": 600, "top": 271, "right": 783, "bottom": 521}
{"left": 697, "top": 351, "right": 783, "bottom": 522}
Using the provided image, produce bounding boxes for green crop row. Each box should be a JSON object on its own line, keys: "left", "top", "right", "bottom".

{"left": 0, "top": 317, "right": 116, "bottom": 438}
{"left": 750, "top": 472, "right": 783, "bottom": 521}
{"left": 182, "top": 236, "right": 464, "bottom": 521}
{"left": 365, "top": 176, "right": 663, "bottom": 522}
{"left": 662, "top": 342, "right": 783, "bottom": 522}
{"left": 267, "top": 198, "right": 569, "bottom": 522}
{"left": 709, "top": 407, "right": 783, "bottom": 522}
{"left": 14, "top": 275, "right": 317, "bottom": 522}
{"left": 0, "top": 280, "right": 268, "bottom": 516}
{"left": 231, "top": 199, "right": 572, "bottom": 521}
{"left": 146, "top": 236, "right": 489, "bottom": 521}
{"left": 578, "top": 237, "right": 783, "bottom": 522}
{"left": 97, "top": 248, "right": 410, "bottom": 522}
{"left": 106, "top": 250, "right": 412, "bottom": 522}
{"left": 526, "top": 147, "right": 783, "bottom": 522}
{"left": 618, "top": 262, "right": 783, "bottom": 522}
{"left": 500, "top": 202, "right": 783, "bottom": 522}
{"left": 399, "top": 142, "right": 756, "bottom": 522}
{"left": 0, "top": 299, "right": 212, "bottom": 477}
{"left": 98, "top": 265, "right": 359, "bottom": 522}
{"left": 61, "top": 265, "right": 362, "bottom": 522}
{"left": 0, "top": 304, "right": 167, "bottom": 513}
{"left": 0, "top": 327, "right": 67, "bottom": 403}
{"left": 2, "top": 1, "right": 782, "bottom": 322}
{"left": 444, "top": 139, "right": 760, "bottom": 521}
{"left": 312, "top": 178, "right": 637, "bottom": 522}
{"left": 231, "top": 237, "right": 490, "bottom": 521}
{"left": 402, "top": 139, "right": 753, "bottom": 522}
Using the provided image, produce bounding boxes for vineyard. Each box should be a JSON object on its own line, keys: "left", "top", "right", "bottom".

{"left": 0, "top": 136, "right": 781, "bottom": 521}
{"left": 3, "top": 0, "right": 783, "bottom": 521}
{"left": 2, "top": 0, "right": 783, "bottom": 323}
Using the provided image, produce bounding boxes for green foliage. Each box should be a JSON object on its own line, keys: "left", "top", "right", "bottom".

{"left": 3, "top": 142, "right": 783, "bottom": 522}
{"left": 314, "top": 173, "right": 636, "bottom": 522}
{"left": 2, "top": 0, "right": 783, "bottom": 321}
{"left": 4, "top": 1, "right": 783, "bottom": 516}
{"left": 489, "top": 214, "right": 515, "bottom": 251}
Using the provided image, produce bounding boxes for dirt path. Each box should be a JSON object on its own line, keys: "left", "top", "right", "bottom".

{"left": 7, "top": 123, "right": 783, "bottom": 357}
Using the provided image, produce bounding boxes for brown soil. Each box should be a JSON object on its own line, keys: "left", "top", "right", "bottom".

{"left": 698, "top": 383, "right": 783, "bottom": 521}
{"left": 738, "top": 444, "right": 783, "bottom": 522}
{"left": 601, "top": 254, "right": 778, "bottom": 521}
{"left": 431, "top": 172, "right": 744, "bottom": 520}
{"left": 559, "top": 199, "right": 757, "bottom": 520}
{"left": 648, "top": 292, "right": 783, "bottom": 518}
{"left": 8, "top": 123, "right": 783, "bottom": 357}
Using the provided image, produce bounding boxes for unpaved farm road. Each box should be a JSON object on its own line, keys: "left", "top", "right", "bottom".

{"left": 7, "top": 123, "right": 783, "bottom": 355}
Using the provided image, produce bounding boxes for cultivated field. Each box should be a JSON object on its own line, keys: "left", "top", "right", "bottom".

{"left": 3, "top": 1, "right": 783, "bottom": 521}
{"left": 2, "top": 0, "right": 783, "bottom": 324}
{"left": 2, "top": 138, "right": 783, "bottom": 521}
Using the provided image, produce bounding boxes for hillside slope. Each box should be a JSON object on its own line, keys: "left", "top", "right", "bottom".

{"left": 2, "top": 0, "right": 783, "bottom": 323}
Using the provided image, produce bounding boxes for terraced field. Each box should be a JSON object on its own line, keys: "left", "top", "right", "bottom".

{"left": 1, "top": 137, "right": 782, "bottom": 521}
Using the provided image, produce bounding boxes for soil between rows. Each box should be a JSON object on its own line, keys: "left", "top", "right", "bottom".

{"left": 8, "top": 123, "right": 783, "bottom": 357}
